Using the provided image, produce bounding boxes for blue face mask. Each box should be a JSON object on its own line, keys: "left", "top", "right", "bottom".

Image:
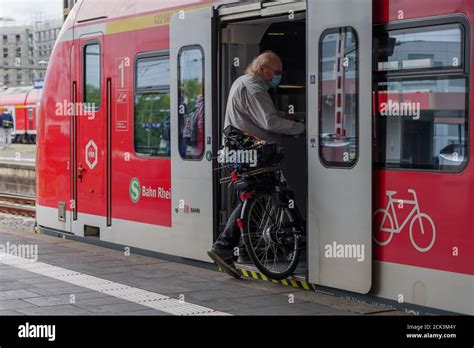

{"left": 267, "top": 74, "right": 282, "bottom": 89}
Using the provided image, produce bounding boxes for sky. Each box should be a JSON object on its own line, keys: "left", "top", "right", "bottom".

{"left": 0, "top": 0, "right": 63, "bottom": 26}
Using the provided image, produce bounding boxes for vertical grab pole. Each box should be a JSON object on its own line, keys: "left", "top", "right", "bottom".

{"left": 72, "top": 81, "right": 78, "bottom": 221}
{"left": 106, "top": 78, "right": 112, "bottom": 227}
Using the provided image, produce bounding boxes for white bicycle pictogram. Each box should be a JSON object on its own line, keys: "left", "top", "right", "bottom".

{"left": 373, "top": 189, "right": 436, "bottom": 252}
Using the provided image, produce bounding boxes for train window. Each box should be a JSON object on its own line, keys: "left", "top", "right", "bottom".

{"left": 134, "top": 54, "right": 171, "bottom": 158}
{"left": 375, "top": 24, "right": 464, "bottom": 73}
{"left": 374, "top": 77, "right": 468, "bottom": 172}
{"left": 83, "top": 43, "right": 101, "bottom": 109}
{"left": 374, "top": 20, "right": 469, "bottom": 173}
{"left": 178, "top": 46, "right": 205, "bottom": 161}
{"left": 319, "top": 27, "right": 359, "bottom": 168}
{"left": 28, "top": 107, "right": 33, "bottom": 120}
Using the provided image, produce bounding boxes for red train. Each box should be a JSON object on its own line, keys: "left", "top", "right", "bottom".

{"left": 37, "top": 0, "right": 474, "bottom": 315}
{"left": 0, "top": 86, "right": 41, "bottom": 144}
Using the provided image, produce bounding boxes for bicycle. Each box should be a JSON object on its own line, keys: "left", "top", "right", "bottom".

{"left": 219, "top": 126, "right": 306, "bottom": 280}
{"left": 373, "top": 189, "right": 436, "bottom": 252}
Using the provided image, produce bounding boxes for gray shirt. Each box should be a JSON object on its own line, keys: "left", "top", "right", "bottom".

{"left": 224, "top": 74, "right": 304, "bottom": 144}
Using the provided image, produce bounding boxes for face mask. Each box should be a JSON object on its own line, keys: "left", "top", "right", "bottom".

{"left": 267, "top": 74, "right": 282, "bottom": 89}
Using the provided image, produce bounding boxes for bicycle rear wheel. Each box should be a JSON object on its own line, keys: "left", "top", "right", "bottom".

{"left": 241, "top": 192, "right": 301, "bottom": 280}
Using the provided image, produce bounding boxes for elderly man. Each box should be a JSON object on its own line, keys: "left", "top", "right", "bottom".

{"left": 207, "top": 51, "right": 304, "bottom": 278}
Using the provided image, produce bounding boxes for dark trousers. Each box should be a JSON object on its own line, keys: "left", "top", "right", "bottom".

{"left": 213, "top": 203, "right": 245, "bottom": 260}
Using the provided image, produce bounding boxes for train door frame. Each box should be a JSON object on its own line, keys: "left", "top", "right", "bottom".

{"left": 215, "top": 1, "right": 308, "bottom": 273}
{"left": 214, "top": 0, "right": 373, "bottom": 292}
{"left": 71, "top": 32, "right": 109, "bottom": 237}
{"left": 169, "top": 7, "right": 219, "bottom": 261}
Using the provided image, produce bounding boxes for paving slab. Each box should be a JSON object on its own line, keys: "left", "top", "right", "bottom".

{"left": 0, "top": 289, "right": 40, "bottom": 300}
{"left": 0, "top": 226, "right": 406, "bottom": 316}
{"left": 0, "top": 299, "right": 37, "bottom": 311}
{"left": 17, "top": 305, "right": 94, "bottom": 316}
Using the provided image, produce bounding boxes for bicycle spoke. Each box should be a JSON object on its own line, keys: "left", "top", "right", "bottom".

{"left": 245, "top": 193, "right": 299, "bottom": 274}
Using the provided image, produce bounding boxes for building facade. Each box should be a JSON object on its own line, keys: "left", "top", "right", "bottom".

{"left": 0, "top": 19, "right": 62, "bottom": 88}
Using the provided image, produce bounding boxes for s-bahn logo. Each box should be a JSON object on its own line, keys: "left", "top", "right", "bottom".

{"left": 129, "top": 177, "right": 172, "bottom": 204}
{"left": 129, "top": 178, "right": 141, "bottom": 203}
{"left": 373, "top": 189, "right": 436, "bottom": 252}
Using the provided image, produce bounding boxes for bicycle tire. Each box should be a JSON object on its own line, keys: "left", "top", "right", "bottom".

{"left": 409, "top": 213, "right": 436, "bottom": 252}
{"left": 241, "top": 192, "right": 301, "bottom": 280}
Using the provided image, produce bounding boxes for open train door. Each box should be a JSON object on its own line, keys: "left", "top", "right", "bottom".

{"left": 307, "top": 0, "right": 372, "bottom": 293}
{"left": 169, "top": 6, "right": 216, "bottom": 261}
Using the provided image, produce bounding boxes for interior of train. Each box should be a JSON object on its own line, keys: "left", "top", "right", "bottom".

{"left": 217, "top": 12, "right": 308, "bottom": 276}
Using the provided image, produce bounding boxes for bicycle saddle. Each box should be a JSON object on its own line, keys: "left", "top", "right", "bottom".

{"left": 386, "top": 191, "right": 397, "bottom": 196}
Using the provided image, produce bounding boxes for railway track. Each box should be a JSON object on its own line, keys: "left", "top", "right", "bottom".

{"left": 0, "top": 193, "right": 36, "bottom": 218}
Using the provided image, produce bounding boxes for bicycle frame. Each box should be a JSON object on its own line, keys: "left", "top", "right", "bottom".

{"left": 381, "top": 191, "right": 421, "bottom": 234}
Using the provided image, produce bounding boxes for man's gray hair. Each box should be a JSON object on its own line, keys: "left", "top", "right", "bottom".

{"left": 245, "top": 51, "right": 280, "bottom": 76}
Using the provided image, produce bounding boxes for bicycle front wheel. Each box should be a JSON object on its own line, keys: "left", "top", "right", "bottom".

{"left": 241, "top": 192, "right": 300, "bottom": 280}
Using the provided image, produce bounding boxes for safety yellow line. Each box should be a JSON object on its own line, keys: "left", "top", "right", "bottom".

{"left": 232, "top": 267, "right": 317, "bottom": 292}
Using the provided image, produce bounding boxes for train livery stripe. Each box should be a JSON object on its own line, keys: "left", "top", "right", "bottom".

{"left": 0, "top": 105, "right": 34, "bottom": 110}
{"left": 222, "top": 267, "right": 317, "bottom": 291}
{"left": 106, "top": 4, "right": 211, "bottom": 35}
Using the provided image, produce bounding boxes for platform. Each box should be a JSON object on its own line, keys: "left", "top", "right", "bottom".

{"left": 0, "top": 225, "right": 407, "bottom": 316}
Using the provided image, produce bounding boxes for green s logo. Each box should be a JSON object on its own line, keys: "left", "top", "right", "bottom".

{"left": 129, "top": 178, "right": 141, "bottom": 203}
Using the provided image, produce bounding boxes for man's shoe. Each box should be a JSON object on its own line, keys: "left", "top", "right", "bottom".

{"left": 207, "top": 248, "right": 241, "bottom": 279}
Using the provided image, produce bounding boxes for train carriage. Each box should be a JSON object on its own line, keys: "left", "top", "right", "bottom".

{"left": 37, "top": 0, "right": 474, "bottom": 315}
{"left": 0, "top": 86, "right": 41, "bottom": 144}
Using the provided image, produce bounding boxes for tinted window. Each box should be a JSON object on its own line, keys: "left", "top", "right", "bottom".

{"left": 319, "top": 27, "right": 358, "bottom": 167}
{"left": 374, "top": 21, "right": 469, "bottom": 173}
{"left": 375, "top": 24, "right": 463, "bottom": 72}
{"left": 84, "top": 44, "right": 101, "bottom": 108}
{"left": 374, "top": 77, "right": 468, "bottom": 171}
{"left": 178, "top": 47, "right": 205, "bottom": 160}
{"left": 134, "top": 55, "right": 171, "bottom": 158}
{"left": 136, "top": 57, "right": 170, "bottom": 89}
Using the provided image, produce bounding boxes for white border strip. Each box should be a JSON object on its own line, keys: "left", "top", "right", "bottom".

{"left": 0, "top": 157, "right": 35, "bottom": 162}
{"left": 0, "top": 253, "right": 229, "bottom": 316}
